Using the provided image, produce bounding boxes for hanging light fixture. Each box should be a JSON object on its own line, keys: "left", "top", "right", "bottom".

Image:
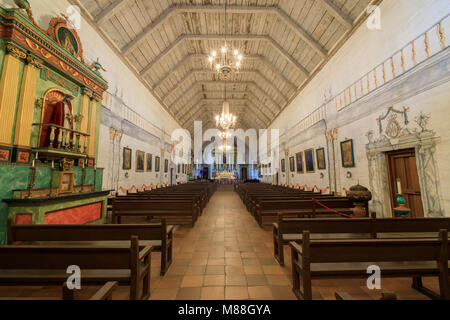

{"left": 207, "top": 0, "right": 244, "bottom": 80}
{"left": 215, "top": 85, "right": 237, "bottom": 130}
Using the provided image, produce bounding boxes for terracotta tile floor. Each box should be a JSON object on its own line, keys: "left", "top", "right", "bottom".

{"left": 0, "top": 185, "right": 440, "bottom": 300}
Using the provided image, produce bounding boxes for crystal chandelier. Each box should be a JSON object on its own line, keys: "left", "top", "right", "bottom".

{"left": 207, "top": 1, "right": 243, "bottom": 80}
{"left": 218, "top": 131, "right": 232, "bottom": 151}
{"left": 215, "top": 86, "right": 237, "bottom": 130}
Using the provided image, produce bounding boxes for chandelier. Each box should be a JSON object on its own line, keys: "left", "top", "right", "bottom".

{"left": 215, "top": 86, "right": 237, "bottom": 130}
{"left": 218, "top": 131, "right": 233, "bottom": 152}
{"left": 207, "top": 1, "right": 244, "bottom": 80}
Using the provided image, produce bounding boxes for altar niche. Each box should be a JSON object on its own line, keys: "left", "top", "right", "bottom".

{"left": 39, "top": 89, "right": 74, "bottom": 149}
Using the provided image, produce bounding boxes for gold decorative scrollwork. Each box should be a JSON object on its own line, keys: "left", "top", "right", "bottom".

{"left": 6, "top": 43, "right": 27, "bottom": 60}
{"left": 26, "top": 54, "right": 44, "bottom": 69}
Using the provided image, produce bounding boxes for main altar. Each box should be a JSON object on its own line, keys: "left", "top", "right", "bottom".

{"left": 214, "top": 171, "right": 237, "bottom": 184}
{"left": 0, "top": 2, "right": 109, "bottom": 244}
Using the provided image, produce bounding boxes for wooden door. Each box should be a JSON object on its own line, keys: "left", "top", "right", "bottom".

{"left": 202, "top": 167, "right": 209, "bottom": 180}
{"left": 241, "top": 167, "right": 248, "bottom": 180}
{"left": 386, "top": 149, "right": 424, "bottom": 217}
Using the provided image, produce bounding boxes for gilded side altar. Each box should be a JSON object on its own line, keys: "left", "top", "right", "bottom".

{"left": 0, "top": 3, "right": 109, "bottom": 244}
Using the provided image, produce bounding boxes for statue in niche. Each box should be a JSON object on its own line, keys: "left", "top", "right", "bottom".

{"left": 40, "top": 91, "right": 74, "bottom": 148}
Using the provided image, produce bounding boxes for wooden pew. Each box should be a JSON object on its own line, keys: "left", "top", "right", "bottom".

{"left": 63, "top": 281, "right": 118, "bottom": 300}
{"left": 0, "top": 281, "right": 119, "bottom": 300}
{"left": 0, "top": 236, "right": 152, "bottom": 300}
{"left": 121, "top": 193, "right": 204, "bottom": 215}
{"left": 7, "top": 219, "right": 173, "bottom": 276}
{"left": 273, "top": 216, "right": 450, "bottom": 266}
{"left": 290, "top": 230, "right": 450, "bottom": 300}
{"left": 249, "top": 194, "right": 341, "bottom": 217}
{"left": 112, "top": 199, "right": 198, "bottom": 227}
{"left": 256, "top": 198, "right": 355, "bottom": 227}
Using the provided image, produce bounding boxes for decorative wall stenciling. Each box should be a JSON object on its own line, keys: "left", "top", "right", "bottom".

{"left": 366, "top": 110, "right": 443, "bottom": 217}
{"left": 336, "top": 15, "right": 449, "bottom": 112}
{"left": 377, "top": 106, "right": 411, "bottom": 140}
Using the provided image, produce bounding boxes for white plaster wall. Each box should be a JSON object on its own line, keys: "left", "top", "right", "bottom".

{"left": 269, "top": 0, "right": 450, "bottom": 216}
{"left": 271, "top": 0, "right": 450, "bottom": 130}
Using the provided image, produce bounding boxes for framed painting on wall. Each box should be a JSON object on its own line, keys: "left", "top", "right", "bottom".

{"left": 146, "top": 154, "right": 153, "bottom": 172}
{"left": 281, "top": 159, "right": 286, "bottom": 173}
{"left": 296, "top": 152, "right": 304, "bottom": 174}
{"left": 164, "top": 159, "right": 169, "bottom": 173}
{"left": 289, "top": 157, "right": 295, "bottom": 172}
{"left": 340, "top": 139, "right": 355, "bottom": 168}
{"left": 136, "top": 151, "right": 145, "bottom": 172}
{"left": 316, "top": 148, "right": 326, "bottom": 170}
{"left": 155, "top": 157, "right": 161, "bottom": 172}
{"left": 304, "top": 149, "right": 315, "bottom": 173}
{"left": 123, "top": 147, "right": 132, "bottom": 170}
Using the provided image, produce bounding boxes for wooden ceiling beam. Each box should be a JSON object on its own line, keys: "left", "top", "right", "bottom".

{"left": 153, "top": 54, "right": 297, "bottom": 91}
{"left": 139, "top": 34, "right": 309, "bottom": 78}
{"left": 177, "top": 91, "right": 272, "bottom": 124}
{"left": 95, "top": 0, "right": 129, "bottom": 25}
{"left": 121, "top": 5, "right": 327, "bottom": 59}
{"left": 316, "top": 0, "right": 353, "bottom": 29}
{"left": 161, "top": 69, "right": 289, "bottom": 103}
{"left": 172, "top": 81, "right": 278, "bottom": 118}
{"left": 177, "top": 91, "right": 271, "bottom": 123}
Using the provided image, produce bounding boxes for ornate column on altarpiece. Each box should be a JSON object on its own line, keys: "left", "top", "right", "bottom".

{"left": 0, "top": 43, "right": 27, "bottom": 146}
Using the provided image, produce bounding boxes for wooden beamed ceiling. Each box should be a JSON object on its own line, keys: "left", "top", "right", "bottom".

{"left": 78, "top": 0, "right": 374, "bottom": 130}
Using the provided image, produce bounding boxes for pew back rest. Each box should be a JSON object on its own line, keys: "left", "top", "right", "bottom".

{"left": 113, "top": 200, "right": 194, "bottom": 211}
{"left": 296, "top": 230, "right": 448, "bottom": 264}
{"left": 260, "top": 199, "right": 353, "bottom": 211}
{"left": 278, "top": 217, "right": 450, "bottom": 237}
{"left": 0, "top": 237, "right": 145, "bottom": 270}
{"left": 278, "top": 218, "right": 370, "bottom": 235}
{"left": 7, "top": 220, "right": 165, "bottom": 244}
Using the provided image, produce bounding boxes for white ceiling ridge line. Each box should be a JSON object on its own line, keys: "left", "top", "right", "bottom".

{"left": 119, "top": 5, "right": 330, "bottom": 58}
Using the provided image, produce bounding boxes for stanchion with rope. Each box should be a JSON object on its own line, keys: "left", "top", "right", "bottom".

{"left": 311, "top": 198, "right": 376, "bottom": 220}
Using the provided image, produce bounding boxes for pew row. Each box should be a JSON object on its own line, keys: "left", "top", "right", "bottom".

{"left": 290, "top": 230, "right": 450, "bottom": 300}
{"left": 7, "top": 219, "right": 173, "bottom": 276}
{"left": 0, "top": 236, "right": 151, "bottom": 300}
{"left": 273, "top": 216, "right": 450, "bottom": 266}
{"left": 112, "top": 199, "right": 198, "bottom": 227}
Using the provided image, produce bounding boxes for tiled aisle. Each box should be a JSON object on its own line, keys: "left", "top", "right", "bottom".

{"left": 0, "top": 185, "right": 439, "bottom": 300}
{"left": 148, "top": 185, "right": 438, "bottom": 300}
{"left": 150, "top": 184, "right": 296, "bottom": 300}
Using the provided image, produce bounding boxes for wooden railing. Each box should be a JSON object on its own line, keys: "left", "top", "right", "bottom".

{"left": 33, "top": 123, "right": 90, "bottom": 155}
